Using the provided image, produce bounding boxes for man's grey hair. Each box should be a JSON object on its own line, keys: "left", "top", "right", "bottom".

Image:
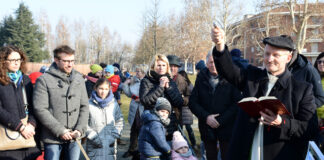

{"left": 206, "top": 50, "right": 213, "bottom": 63}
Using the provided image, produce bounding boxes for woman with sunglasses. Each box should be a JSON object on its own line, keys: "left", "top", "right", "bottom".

{"left": 314, "top": 52, "right": 324, "bottom": 152}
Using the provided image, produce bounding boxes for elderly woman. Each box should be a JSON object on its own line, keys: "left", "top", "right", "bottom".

{"left": 139, "top": 54, "right": 183, "bottom": 141}
{"left": 122, "top": 65, "right": 146, "bottom": 159}
{"left": 0, "top": 46, "right": 40, "bottom": 159}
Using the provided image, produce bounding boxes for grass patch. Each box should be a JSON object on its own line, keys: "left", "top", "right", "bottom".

{"left": 120, "top": 93, "right": 131, "bottom": 124}
{"left": 188, "top": 74, "right": 197, "bottom": 85}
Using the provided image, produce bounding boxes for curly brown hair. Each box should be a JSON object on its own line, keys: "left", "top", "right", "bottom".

{"left": 0, "top": 45, "right": 28, "bottom": 85}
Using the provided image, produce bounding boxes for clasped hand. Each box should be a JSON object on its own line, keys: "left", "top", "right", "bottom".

{"left": 60, "top": 130, "right": 81, "bottom": 141}
{"left": 159, "top": 76, "right": 170, "bottom": 88}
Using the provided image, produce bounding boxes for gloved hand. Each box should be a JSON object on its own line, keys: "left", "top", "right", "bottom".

{"left": 161, "top": 151, "right": 171, "bottom": 160}
{"left": 88, "top": 136, "right": 103, "bottom": 148}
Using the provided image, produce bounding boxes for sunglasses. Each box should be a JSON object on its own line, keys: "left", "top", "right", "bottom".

{"left": 318, "top": 60, "right": 324, "bottom": 64}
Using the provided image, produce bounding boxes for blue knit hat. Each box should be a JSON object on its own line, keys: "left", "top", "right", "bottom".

{"left": 230, "top": 49, "right": 242, "bottom": 57}
{"left": 195, "top": 60, "right": 206, "bottom": 70}
{"left": 105, "top": 65, "right": 115, "bottom": 75}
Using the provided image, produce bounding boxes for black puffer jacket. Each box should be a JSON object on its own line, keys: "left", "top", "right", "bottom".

{"left": 181, "top": 84, "right": 194, "bottom": 125}
{"left": 139, "top": 70, "right": 183, "bottom": 141}
{"left": 139, "top": 71, "right": 183, "bottom": 110}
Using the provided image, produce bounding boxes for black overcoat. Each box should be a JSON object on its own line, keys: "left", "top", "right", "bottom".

{"left": 213, "top": 46, "right": 316, "bottom": 160}
{"left": 189, "top": 68, "right": 242, "bottom": 141}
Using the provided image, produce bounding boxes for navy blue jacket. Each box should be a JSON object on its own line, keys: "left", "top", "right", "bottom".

{"left": 138, "top": 110, "right": 171, "bottom": 157}
{"left": 0, "top": 75, "right": 36, "bottom": 131}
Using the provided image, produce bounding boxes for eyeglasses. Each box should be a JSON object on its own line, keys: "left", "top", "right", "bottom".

{"left": 59, "top": 59, "right": 75, "bottom": 64}
{"left": 317, "top": 60, "right": 324, "bottom": 65}
{"left": 6, "top": 58, "right": 23, "bottom": 64}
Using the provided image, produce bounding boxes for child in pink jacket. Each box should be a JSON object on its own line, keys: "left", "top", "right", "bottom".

{"left": 171, "top": 131, "right": 198, "bottom": 160}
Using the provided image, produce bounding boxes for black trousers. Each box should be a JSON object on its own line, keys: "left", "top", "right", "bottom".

{"left": 128, "top": 110, "right": 141, "bottom": 152}
{"left": 204, "top": 139, "right": 229, "bottom": 160}
{"left": 181, "top": 124, "right": 196, "bottom": 146}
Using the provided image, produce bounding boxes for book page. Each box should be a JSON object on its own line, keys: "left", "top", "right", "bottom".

{"left": 239, "top": 97, "right": 258, "bottom": 103}
{"left": 258, "top": 96, "right": 277, "bottom": 101}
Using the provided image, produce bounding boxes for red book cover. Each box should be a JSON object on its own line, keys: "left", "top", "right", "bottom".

{"left": 237, "top": 96, "right": 290, "bottom": 117}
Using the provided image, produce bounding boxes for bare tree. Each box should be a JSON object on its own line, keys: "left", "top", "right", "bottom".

{"left": 37, "top": 10, "right": 54, "bottom": 62}
{"left": 72, "top": 19, "right": 88, "bottom": 64}
{"left": 55, "top": 16, "right": 71, "bottom": 46}
{"left": 212, "top": 0, "right": 244, "bottom": 47}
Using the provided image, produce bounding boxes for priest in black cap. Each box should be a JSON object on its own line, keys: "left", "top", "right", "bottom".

{"left": 210, "top": 27, "right": 316, "bottom": 160}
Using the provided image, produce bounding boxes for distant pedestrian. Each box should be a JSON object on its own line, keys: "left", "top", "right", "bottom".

{"left": 167, "top": 55, "right": 197, "bottom": 148}
{"left": 85, "top": 64, "right": 103, "bottom": 98}
{"left": 122, "top": 65, "right": 146, "bottom": 159}
{"left": 230, "top": 49, "right": 249, "bottom": 69}
{"left": 195, "top": 60, "right": 206, "bottom": 74}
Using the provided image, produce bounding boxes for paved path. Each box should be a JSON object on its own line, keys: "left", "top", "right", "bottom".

{"left": 117, "top": 123, "right": 131, "bottom": 160}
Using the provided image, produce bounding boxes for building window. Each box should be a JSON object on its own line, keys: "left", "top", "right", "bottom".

{"left": 313, "top": 29, "right": 319, "bottom": 35}
{"left": 311, "top": 43, "right": 318, "bottom": 52}
{"left": 312, "top": 16, "right": 322, "bottom": 24}
{"left": 251, "top": 58, "right": 254, "bottom": 63}
{"left": 251, "top": 47, "right": 254, "bottom": 53}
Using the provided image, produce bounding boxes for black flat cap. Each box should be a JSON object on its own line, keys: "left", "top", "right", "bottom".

{"left": 263, "top": 35, "right": 295, "bottom": 51}
{"left": 167, "top": 55, "right": 181, "bottom": 67}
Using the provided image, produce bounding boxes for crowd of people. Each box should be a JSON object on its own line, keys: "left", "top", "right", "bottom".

{"left": 0, "top": 25, "right": 324, "bottom": 160}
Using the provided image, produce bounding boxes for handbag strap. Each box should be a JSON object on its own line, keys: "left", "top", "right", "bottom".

{"left": 22, "top": 85, "right": 29, "bottom": 114}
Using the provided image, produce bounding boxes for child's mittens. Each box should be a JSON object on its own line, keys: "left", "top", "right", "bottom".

{"left": 111, "top": 128, "right": 120, "bottom": 139}
{"left": 89, "top": 136, "right": 103, "bottom": 148}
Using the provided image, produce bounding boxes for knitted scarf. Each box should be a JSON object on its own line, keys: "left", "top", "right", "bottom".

{"left": 7, "top": 70, "right": 22, "bottom": 84}
{"left": 91, "top": 90, "right": 114, "bottom": 108}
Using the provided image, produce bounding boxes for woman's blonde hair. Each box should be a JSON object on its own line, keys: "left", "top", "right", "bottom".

{"left": 149, "top": 54, "right": 172, "bottom": 77}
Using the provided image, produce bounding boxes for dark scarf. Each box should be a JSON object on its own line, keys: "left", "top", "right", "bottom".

{"left": 148, "top": 70, "right": 171, "bottom": 82}
{"left": 91, "top": 90, "right": 114, "bottom": 108}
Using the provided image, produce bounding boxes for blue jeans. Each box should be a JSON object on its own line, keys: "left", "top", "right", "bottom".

{"left": 44, "top": 142, "right": 80, "bottom": 160}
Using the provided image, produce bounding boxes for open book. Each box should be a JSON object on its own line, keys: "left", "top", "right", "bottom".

{"left": 237, "top": 96, "right": 290, "bottom": 117}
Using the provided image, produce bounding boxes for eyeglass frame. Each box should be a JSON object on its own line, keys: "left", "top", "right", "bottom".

{"left": 6, "top": 58, "right": 23, "bottom": 64}
{"left": 58, "top": 59, "right": 75, "bottom": 64}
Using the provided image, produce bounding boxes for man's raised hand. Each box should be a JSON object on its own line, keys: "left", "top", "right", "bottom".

{"left": 211, "top": 26, "right": 225, "bottom": 52}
